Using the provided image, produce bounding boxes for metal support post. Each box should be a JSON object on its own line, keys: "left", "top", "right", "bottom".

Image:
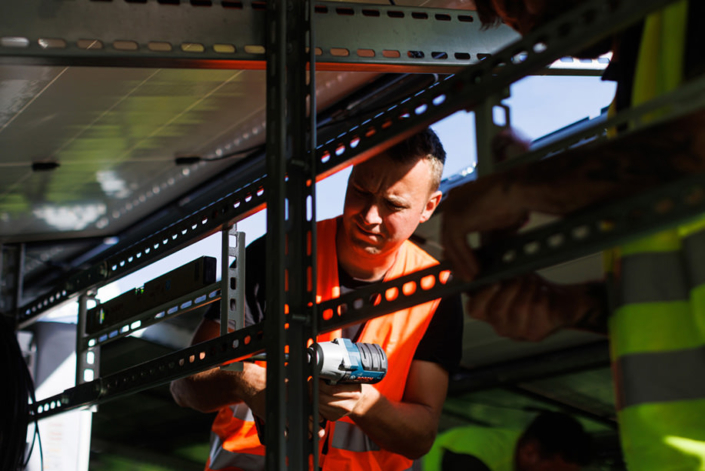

{"left": 474, "top": 88, "right": 511, "bottom": 178}
{"left": 264, "top": 0, "right": 289, "bottom": 465}
{"left": 0, "top": 243, "right": 22, "bottom": 322}
{"left": 220, "top": 224, "right": 246, "bottom": 372}
{"left": 265, "top": 0, "right": 317, "bottom": 469}
{"left": 76, "top": 292, "right": 99, "bottom": 389}
{"left": 15, "top": 244, "right": 24, "bottom": 319}
{"left": 285, "top": 0, "right": 319, "bottom": 465}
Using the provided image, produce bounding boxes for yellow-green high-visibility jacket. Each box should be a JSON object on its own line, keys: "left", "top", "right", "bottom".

{"left": 607, "top": 2, "right": 705, "bottom": 469}
{"left": 422, "top": 426, "right": 520, "bottom": 471}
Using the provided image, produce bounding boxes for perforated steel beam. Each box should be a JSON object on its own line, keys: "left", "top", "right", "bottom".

{"left": 0, "top": 1, "right": 517, "bottom": 72}
{"left": 33, "top": 322, "right": 267, "bottom": 421}
{"left": 263, "top": 1, "right": 318, "bottom": 468}
{"left": 448, "top": 341, "right": 610, "bottom": 395}
{"left": 0, "top": 243, "right": 22, "bottom": 318}
{"left": 15, "top": 0, "right": 680, "bottom": 328}
{"left": 316, "top": 159, "right": 705, "bottom": 332}
{"left": 32, "top": 156, "right": 705, "bottom": 422}
{"left": 311, "top": 0, "right": 679, "bottom": 179}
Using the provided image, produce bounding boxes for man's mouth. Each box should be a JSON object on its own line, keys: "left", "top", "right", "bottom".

{"left": 355, "top": 224, "right": 381, "bottom": 239}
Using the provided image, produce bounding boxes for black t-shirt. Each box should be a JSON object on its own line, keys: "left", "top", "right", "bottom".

{"left": 206, "top": 234, "right": 464, "bottom": 374}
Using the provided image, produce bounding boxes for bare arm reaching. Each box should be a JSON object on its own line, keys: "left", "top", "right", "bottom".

{"left": 442, "top": 110, "right": 705, "bottom": 281}
{"left": 465, "top": 274, "right": 608, "bottom": 341}
{"left": 170, "top": 318, "right": 267, "bottom": 417}
{"left": 317, "top": 359, "right": 449, "bottom": 460}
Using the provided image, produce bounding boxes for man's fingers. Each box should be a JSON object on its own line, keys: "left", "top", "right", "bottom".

{"left": 465, "top": 283, "right": 501, "bottom": 321}
{"left": 318, "top": 400, "right": 352, "bottom": 422}
{"left": 443, "top": 230, "right": 479, "bottom": 282}
{"left": 318, "top": 381, "right": 362, "bottom": 422}
{"left": 319, "top": 381, "right": 360, "bottom": 395}
{"left": 486, "top": 278, "right": 526, "bottom": 335}
{"left": 307, "top": 416, "right": 327, "bottom": 440}
{"left": 510, "top": 276, "right": 542, "bottom": 338}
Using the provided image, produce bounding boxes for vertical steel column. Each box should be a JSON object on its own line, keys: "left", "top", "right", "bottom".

{"left": 76, "top": 292, "right": 99, "bottom": 387}
{"left": 0, "top": 244, "right": 21, "bottom": 320}
{"left": 284, "top": 0, "right": 318, "bottom": 467}
{"left": 0, "top": 244, "right": 5, "bottom": 316}
{"left": 220, "top": 224, "right": 246, "bottom": 372}
{"left": 15, "top": 244, "right": 25, "bottom": 318}
{"left": 474, "top": 89, "right": 511, "bottom": 178}
{"left": 265, "top": 0, "right": 317, "bottom": 469}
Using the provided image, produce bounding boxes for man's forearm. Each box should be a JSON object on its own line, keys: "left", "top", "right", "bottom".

{"left": 349, "top": 386, "right": 441, "bottom": 460}
{"left": 170, "top": 362, "right": 266, "bottom": 415}
{"left": 508, "top": 110, "right": 705, "bottom": 216}
{"left": 343, "top": 360, "right": 449, "bottom": 460}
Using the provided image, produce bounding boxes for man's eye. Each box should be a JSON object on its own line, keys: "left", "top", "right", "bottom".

{"left": 387, "top": 201, "right": 404, "bottom": 210}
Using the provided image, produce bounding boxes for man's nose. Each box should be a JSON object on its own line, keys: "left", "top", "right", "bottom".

{"left": 361, "top": 202, "right": 382, "bottom": 225}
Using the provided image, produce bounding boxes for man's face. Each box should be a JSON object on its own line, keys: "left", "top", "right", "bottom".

{"left": 516, "top": 440, "right": 582, "bottom": 471}
{"left": 490, "top": 0, "right": 585, "bottom": 35}
{"left": 340, "top": 153, "right": 441, "bottom": 261}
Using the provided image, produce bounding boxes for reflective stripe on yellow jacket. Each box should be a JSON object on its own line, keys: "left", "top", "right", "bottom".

{"left": 206, "top": 216, "right": 442, "bottom": 471}
{"left": 422, "top": 426, "right": 521, "bottom": 471}
{"left": 607, "top": 2, "right": 705, "bottom": 468}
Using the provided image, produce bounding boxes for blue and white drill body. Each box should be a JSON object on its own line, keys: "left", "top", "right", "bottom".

{"left": 311, "top": 338, "right": 388, "bottom": 385}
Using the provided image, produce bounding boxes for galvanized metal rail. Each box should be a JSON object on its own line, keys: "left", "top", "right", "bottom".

{"left": 33, "top": 165, "right": 705, "bottom": 420}
{"left": 0, "top": 0, "right": 515, "bottom": 72}
{"left": 16, "top": 0, "right": 677, "bottom": 327}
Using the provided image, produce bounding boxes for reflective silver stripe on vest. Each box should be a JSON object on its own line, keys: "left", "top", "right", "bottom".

{"left": 231, "top": 403, "right": 255, "bottom": 421}
{"left": 618, "top": 252, "right": 689, "bottom": 306}
{"left": 615, "top": 345, "right": 705, "bottom": 410}
{"left": 683, "top": 230, "right": 705, "bottom": 288}
{"left": 208, "top": 431, "right": 265, "bottom": 471}
{"left": 332, "top": 421, "right": 381, "bottom": 452}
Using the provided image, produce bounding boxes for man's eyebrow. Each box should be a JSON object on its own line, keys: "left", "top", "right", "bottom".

{"left": 352, "top": 180, "right": 369, "bottom": 191}
{"left": 386, "top": 194, "right": 409, "bottom": 206}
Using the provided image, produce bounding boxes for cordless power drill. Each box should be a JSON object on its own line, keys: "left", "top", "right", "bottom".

{"left": 249, "top": 339, "right": 387, "bottom": 439}
{"left": 310, "top": 338, "right": 387, "bottom": 385}
{"left": 251, "top": 338, "right": 388, "bottom": 384}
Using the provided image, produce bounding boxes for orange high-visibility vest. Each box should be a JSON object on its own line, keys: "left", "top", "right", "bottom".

{"left": 206, "top": 217, "right": 443, "bottom": 471}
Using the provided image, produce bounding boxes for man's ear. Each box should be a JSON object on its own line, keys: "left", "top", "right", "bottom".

{"left": 420, "top": 190, "right": 442, "bottom": 223}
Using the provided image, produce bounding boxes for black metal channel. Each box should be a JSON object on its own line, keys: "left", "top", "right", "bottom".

{"left": 18, "top": 175, "right": 267, "bottom": 328}
{"left": 497, "top": 73, "right": 705, "bottom": 173}
{"left": 508, "top": 385, "right": 618, "bottom": 429}
{"left": 285, "top": 0, "right": 319, "bottom": 467}
{"left": 32, "top": 167, "right": 705, "bottom": 422}
{"left": 312, "top": 0, "right": 680, "bottom": 180}
{"left": 16, "top": 0, "right": 678, "bottom": 327}
{"left": 449, "top": 341, "right": 611, "bottom": 395}
{"left": 263, "top": 0, "right": 319, "bottom": 468}
{"left": 34, "top": 322, "right": 266, "bottom": 421}
{"left": 81, "top": 284, "right": 221, "bottom": 351}
{"left": 317, "top": 168, "right": 705, "bottom": 332}
{"left": 263, "top": 0, "right": 288, "bottom": 467}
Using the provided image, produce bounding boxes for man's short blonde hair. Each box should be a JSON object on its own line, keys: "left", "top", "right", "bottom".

{"left": 386, "top": 128, "right": 446, "bottom": 192}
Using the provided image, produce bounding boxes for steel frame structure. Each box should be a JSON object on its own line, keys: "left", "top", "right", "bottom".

{"left": 263, "top": 1, "right": 319, "bottom": 467}
{"left": 3, "top": 0, "right": 698, "bottom": 468}
{"left": 0, "top": 0, "right": 515, "bottom": 72}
